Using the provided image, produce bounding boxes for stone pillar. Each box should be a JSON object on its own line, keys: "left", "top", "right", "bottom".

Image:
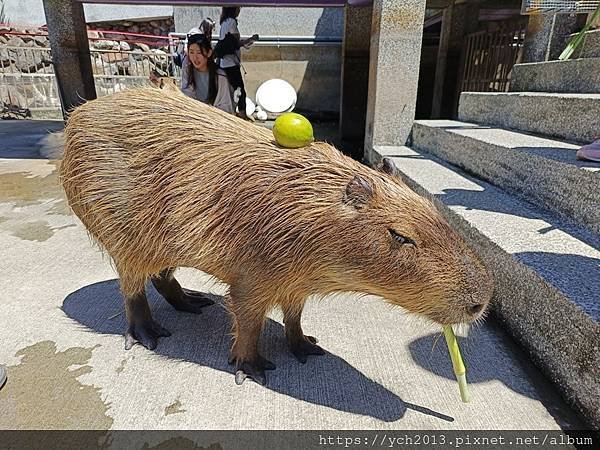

{"left": 339, "top": 3, "right": 372, "bottom": 161}
{"left": 432, "top": 1, "right": 480, "bottom": 118}
{"left": 364, "top": 0, "right": 426, "bottom": 163}
{"left": 522, "top": 14, "right": 578, "bottom": 63}
{"left": 43, "top": 0, "right": 96, "bottom": 119}
{"left": 430, "top": 4, "right": 454, "bottom": 119}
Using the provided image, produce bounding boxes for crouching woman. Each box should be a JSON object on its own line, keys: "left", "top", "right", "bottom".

{"left": 181, "top": 33, "right": 234, "bottom": 113}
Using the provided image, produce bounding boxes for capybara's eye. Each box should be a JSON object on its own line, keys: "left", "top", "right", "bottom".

{"left": 389, "top": 229, "right": 416, "bottom": 247}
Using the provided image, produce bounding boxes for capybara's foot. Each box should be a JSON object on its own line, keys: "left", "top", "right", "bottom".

{"left": 151, "top": 270, "right": 214, "bottom": 314}
{"left": 289, "top": 335, "right": 325, "bottom": 363}
{"left": 176, "top": 288, "right": 215, "bottom": 314}
{"left": 124, "top": 320, "right": 171, "bottom": 351}
{"left": 228, "top": 354, "right": 275, "bottom": 386}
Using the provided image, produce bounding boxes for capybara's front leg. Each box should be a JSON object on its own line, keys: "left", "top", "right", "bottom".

{"left": 124, "top": 291, "right": 171, "bottom": 350}
{"left": 227, "top": 290, "right": 275, "bottom": 386}
{"left": 283, "top": 303, "right": 325, "bottom": 363}
{"left": 151, "top": 268, "right": 214, "bottom": 314}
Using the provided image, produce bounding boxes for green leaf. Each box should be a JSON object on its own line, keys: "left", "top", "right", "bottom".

{"left": 559, "top": 6, "right": 600, "bottom": 60}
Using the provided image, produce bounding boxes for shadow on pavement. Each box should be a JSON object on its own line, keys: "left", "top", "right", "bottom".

{"left": 62, "top": 279, "right": 452, "bottom": 423}
{"left": 431, "top": 185, "right": 599, "bottom": 317}
{"left": 434, "top": 186, "right": 600, "bottom": 250}
{"left": 515, "top": 252, "right": 599, "bottom": 321}
{"left": 0, "top": 120, "right": 64, "bottom": 159}
{"left": 409, "top": 322, "right": 586, "bottom": 429}
{"left": 515, "top": 145, "right": 600, "bottom": 169}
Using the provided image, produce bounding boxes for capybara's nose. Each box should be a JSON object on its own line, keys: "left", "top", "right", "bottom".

{"left": 467, "top": 303, "right": 485, "bottom": 316}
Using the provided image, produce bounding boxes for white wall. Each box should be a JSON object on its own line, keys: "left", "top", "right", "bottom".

{"left": 174, "top": 6, "right": 343, "bottom": 38}
{"left": 2, "top": 1, "right": 343, "bottom": 37}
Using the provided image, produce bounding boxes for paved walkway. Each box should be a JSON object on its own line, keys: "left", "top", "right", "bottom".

{"left": 0, "top": 120, "right": 584, "bottom": 430}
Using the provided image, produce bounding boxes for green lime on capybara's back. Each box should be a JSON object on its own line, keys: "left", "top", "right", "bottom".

{"left": 273, "top": 113, "right": 314, "bottom": 148}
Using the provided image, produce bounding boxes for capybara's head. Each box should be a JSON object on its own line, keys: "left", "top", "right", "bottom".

{"left": 337, "top": 158, "right": 493, "bottom": 325}
{"left": 149, "top": 72, "right": 178, "bottom": 91}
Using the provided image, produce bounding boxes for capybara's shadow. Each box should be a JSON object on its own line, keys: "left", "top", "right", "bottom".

{"left": 410, "top": 327, "right": 537, "bottom": 397}
{"left": 62, "top": 279, "right": 453, "bottom": 423}
{"left": 408, "top": 323, "right": 584, "bottom": 428}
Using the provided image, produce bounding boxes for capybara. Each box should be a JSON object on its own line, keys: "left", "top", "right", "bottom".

{"left": 61, "top": 88, "right": 493, "bottom": 385}
{"left": 149, "top": 71, "right": 178, "bottom": 91}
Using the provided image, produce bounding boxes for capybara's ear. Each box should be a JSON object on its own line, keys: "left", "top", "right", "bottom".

{"left": 377, "top": 157, "right": 397, "bottom": 177}
{"left": 343, "top": 175, "right": 374, "bottom": 208}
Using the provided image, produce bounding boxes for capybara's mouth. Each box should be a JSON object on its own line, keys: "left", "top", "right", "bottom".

{"left": 426, "top": 303, "right": 489, "bottom": 326}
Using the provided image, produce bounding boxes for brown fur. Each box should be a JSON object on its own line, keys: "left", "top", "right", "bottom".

{"left": 61, "top": 88, "right": 492, "bottom": 368}
{"left": 149, "top": 72, "right": 179, "bottom": 91}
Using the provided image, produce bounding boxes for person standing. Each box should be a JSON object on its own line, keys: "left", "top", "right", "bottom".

{"left": 217, "top": 7, "right": 258, "bottom": 119}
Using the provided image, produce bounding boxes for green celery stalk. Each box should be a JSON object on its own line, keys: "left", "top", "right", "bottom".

{"left": 443, "top": 325, "right": 470, "bottom": 403}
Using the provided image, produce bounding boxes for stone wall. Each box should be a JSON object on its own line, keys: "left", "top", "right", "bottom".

{"left": 174, "top": 6, "right": 344, "bottom": 38}
{"left": 87, "top": 17, "right": 175, "bottom": 39}
{"left": 0, "top": 25, "right": 174, "bottom": 75}
{"left": 0, "top": 25, "right": 175, "bottom": 118}
{"left": 243, "top": 44, "right": 341, "bottom": 115}
{"left": 0, "top": 27, "right": 52, "bottom": 73}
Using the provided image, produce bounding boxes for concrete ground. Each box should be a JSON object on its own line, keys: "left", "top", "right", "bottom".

{"left": 0, "top": 120, "right": 586, "bottom": 430}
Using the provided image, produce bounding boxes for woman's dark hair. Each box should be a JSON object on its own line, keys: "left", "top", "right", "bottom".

{"left": 187, "top": 33, "right": 211, "bottom": 49}
{"left": 186, "top": 34, "right": 217, "bottom": 104}
{"left": 220, "top": 7, "right": 240, "bottom": 25}
{"left": 199, "top": 18, "right": 215, "bottom": 42}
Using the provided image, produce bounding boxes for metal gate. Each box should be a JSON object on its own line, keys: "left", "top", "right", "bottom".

{"left": 459, "top": 19, "right": 528, "bottom": 93}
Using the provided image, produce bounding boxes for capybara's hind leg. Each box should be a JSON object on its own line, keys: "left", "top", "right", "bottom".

{"left": 123, "top": 291, "right": 171, "bottom": 350}
{"left": 283, "top": 303, "right": 325, "bottom": 363}
{"left": 118, "top": 267, "right": 171, "bottom": 350}
{"left": 151, "top": 268, "right": 214, "bottom": 314}
{"left": 227, "top": 290, "right": 275, "bottom": 386}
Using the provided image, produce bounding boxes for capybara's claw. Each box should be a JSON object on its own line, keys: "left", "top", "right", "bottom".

{"left": 124, "top": 320, "right": 171, "bottom": 351}
{"left": 234, "top": 364, "right": 266, "bottom": 386}
{"left": 230, "top": 354, "right": 275, "bottom": 386}
{"left": 175, "top": 289, "right": 215, "bottom": 314}
{"left": 182, "top": 288, "right": 214, "bottom": 303}
{"left": 305, "top": 335, "right": 318, "bottom": 344}
{"left": 228, "top": 354, "right": 275, "bottom": 371}
{"left": 235, "top": 370, "right": 247, "bottom": 385}
{"left": 290, "top": 337, "right": 325, "bottom": 364}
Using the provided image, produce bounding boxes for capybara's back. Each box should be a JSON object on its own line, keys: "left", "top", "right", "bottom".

{"left": 61, "top": 88, "right": 492, "bottom": 385}
{"left": 62, "top": 88, "right": 278, "bottom": 287}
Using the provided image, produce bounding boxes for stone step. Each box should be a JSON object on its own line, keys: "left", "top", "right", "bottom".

{"left": 411, "top": 120, "right": 600, "bottom": 234}
{"left": 371, "top": 144, "right": 600, "bottom": 429}
{"left": 572, "top": 29, "right": 600, "bottom": 59}
{"left": 510, "top": 58, "right": 600, "bottom": 94}
{"left": 459, "top": 92, "right": 600, "bottom": 144}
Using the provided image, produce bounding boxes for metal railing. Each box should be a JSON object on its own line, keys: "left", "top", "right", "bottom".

{"left": 459, "top": 19, "right": 528, "bottom": 93}
{"left": 0, "top": 45, "right": 60, "bottom": 117}
{"left": 522, "top": 0, "right": 600, "bottom": 14}
{"left": 0, "top": 41, "right": 183, "bottom": 118}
